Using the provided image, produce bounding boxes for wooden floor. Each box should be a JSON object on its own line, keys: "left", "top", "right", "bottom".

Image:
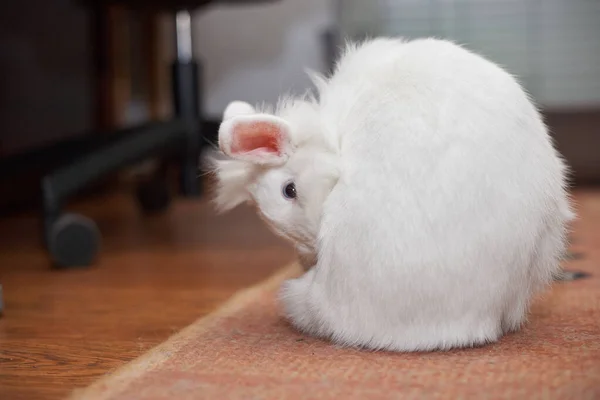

{"left": 0, "top": 186, "right": 598, "bottom": 400}
{"left": 0, "top": 184, "right": 295, "bottom": 400}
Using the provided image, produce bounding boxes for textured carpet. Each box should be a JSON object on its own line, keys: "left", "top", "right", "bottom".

{"left": 68, "top": 256, "right": 600, "bottom": 400}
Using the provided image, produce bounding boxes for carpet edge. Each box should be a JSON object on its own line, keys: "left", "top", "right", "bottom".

{"left": 66, "top": 261, "right": 301, "bottom": 400}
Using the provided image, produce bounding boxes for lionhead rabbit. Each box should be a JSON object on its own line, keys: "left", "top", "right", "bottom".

{"left": 207, "top": 37, "right": 573, "bottom": 352}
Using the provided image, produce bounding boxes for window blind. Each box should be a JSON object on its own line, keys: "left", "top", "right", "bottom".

{"left": 337, "top": 0, "right": 600, "bottom": 109}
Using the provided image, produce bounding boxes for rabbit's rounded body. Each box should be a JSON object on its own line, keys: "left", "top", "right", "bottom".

{"left": 213, "top": 37, "right": 573, "bottom": 352}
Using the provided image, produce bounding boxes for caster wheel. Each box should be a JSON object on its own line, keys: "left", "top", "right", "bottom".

{"left": 136, "top": 179, "right": 171, "bottom": 214}
{"left": 49, "top": 213, "right": 100, "bottom": 268}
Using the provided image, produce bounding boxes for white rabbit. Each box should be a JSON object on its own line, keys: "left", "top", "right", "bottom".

{"left": 207, "top": 37, "right": 574, "bottom": 352}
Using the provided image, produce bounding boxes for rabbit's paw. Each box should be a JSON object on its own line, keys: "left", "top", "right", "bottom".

{"left": 279, "top": 270, "right": 322, "bottom": 336}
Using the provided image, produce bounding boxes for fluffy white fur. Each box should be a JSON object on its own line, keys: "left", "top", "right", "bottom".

{"left": 207, "top": 37, "right": 574, "bottom": 352}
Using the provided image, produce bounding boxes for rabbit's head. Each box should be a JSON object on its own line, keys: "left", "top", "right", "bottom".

{"left": 208, "top": 96, "right": 340, "bottom": 261}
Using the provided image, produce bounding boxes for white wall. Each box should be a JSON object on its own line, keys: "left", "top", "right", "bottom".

{"left": 190, "top": 0, "right": 599, "bottom": 116}
{"left": 191, "top": 0, "right": 335, "bottom": 118}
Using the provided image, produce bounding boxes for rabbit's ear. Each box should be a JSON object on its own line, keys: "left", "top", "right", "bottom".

{"left": 223, "top": 101, "right": 255, "bottom": 120}
{"left": 218, "top": 113, "right": 292, "bottom": 166}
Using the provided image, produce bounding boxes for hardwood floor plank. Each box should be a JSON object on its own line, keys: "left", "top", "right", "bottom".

{"left": 0, "top": 186, "right": 294, "bottom": 400}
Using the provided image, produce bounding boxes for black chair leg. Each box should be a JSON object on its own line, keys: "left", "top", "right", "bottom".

{"left": 172, "top": 59, "right": 202, "bottom": 197}
{"left": 39, "top": 9, "right": 206, "bottom": 268}
{"left": 41, "top": 121, "right": 188, "bottom": 268}
{"left": 172, "top": 9, "right": 204, "bottom": 198}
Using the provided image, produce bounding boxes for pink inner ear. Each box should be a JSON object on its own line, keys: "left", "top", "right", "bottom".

{"left": 231, "top": 121, "right": 282, "bottom": 156}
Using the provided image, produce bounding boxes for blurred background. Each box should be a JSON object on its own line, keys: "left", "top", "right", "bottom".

{"left": 0, "top": 0, "right": 598, "bottom": 273}
{"left": 0, "top": 0, "right": 599, "bottom": 273}
{"left": 0, "top": 1, "right": 599, "bottom": 397}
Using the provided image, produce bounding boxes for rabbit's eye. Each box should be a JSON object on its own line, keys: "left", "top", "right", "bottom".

{"left": 282, "top": 181, "right": 297, "bottom": 199}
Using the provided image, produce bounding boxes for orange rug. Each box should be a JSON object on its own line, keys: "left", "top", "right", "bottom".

{"left": 68, "top": 257, "right": 600, "bottom": 400}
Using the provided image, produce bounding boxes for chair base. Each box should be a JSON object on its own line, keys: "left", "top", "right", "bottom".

{"left": 39, "top": 118, "right": 202, "bottom": 268}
